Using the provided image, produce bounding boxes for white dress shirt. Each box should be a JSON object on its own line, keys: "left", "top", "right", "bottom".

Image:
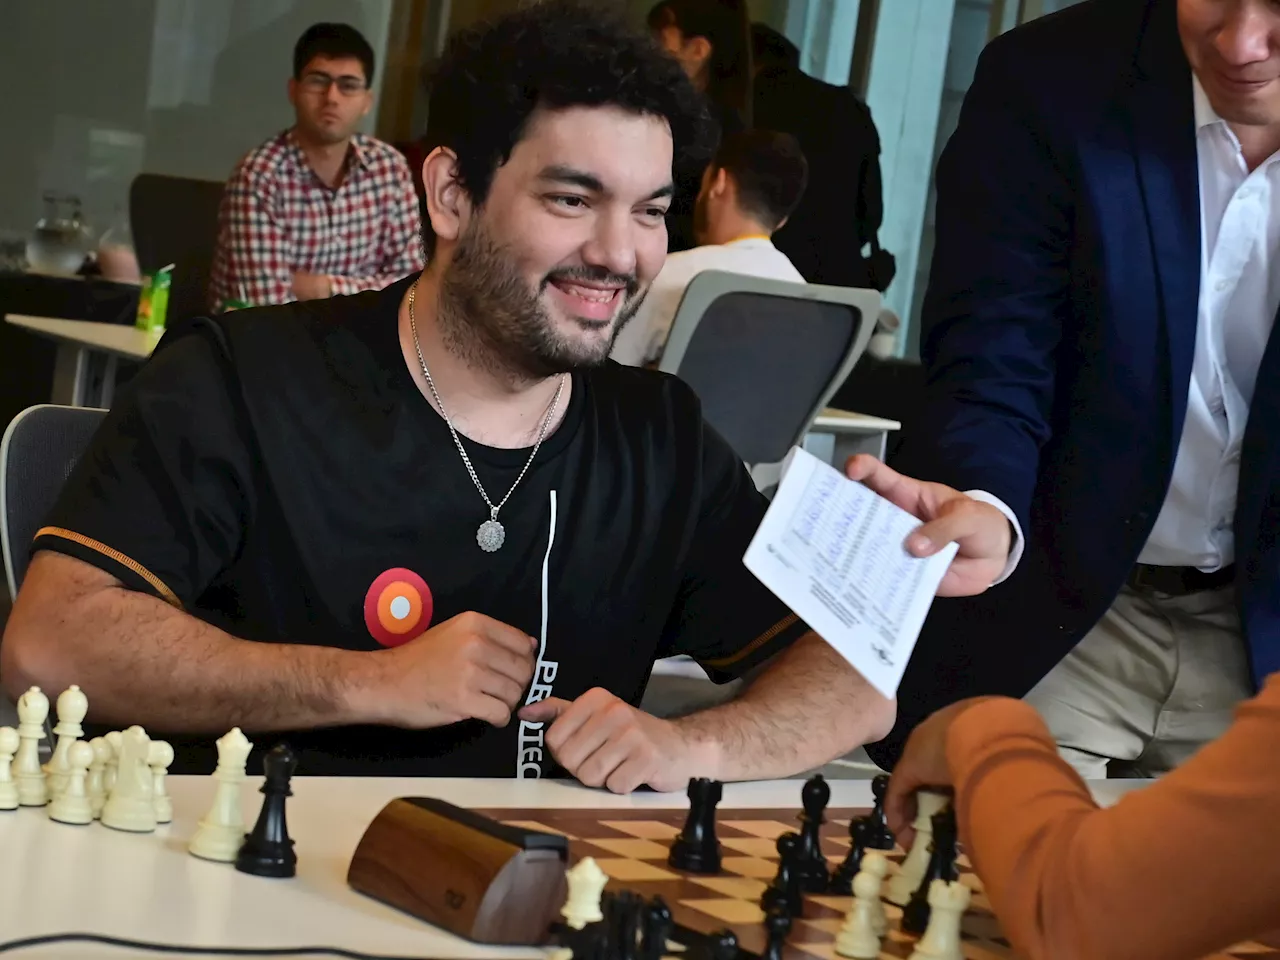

{"left": 988, "top": 77, "right": 1280, "bottom": 583}
{"left": 610, "top": 236, "right": 805, "bottom": 367}
{"left": 1138, "top": 77, "right": 1280, "bottom": 570}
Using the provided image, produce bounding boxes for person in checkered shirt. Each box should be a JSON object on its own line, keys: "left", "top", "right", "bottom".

{"left": 208, "top": 23, "right": 424, "bottom": 310}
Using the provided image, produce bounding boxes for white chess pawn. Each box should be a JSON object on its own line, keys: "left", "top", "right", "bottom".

{"left": 45, "top": 685, "right": 88, "bottom": 799}
{"left": 858, "top": 850, "right": 889, "bottom": 936}
{"left": 835, "top": 855, "right": 887, "bottom": 959}
{"left": 15, "top": 687, "right": 49, "bottom": 807}
{"left": 0, "top": 726, "right": 19, "bottom": 810}
{"left": 103, "top": 731, "right": 122, "bottom": 795}
{"left": 562, "top": 856, "right": 608, "bottom": 929}
{"left": 87, "top": 737, "right": 109, "bottom": 819}
{"left": 188, "top": 727, "right": 253, "bottom": 862}
{"left": 48, "top": 741, "right": 95, "bottom": 825}
{"left": 148, "top": 740, "right": 174, "bottom": 823}
{"left": 100, "top": 726, "right": 157, "bottom": 833}
{"left": 887, "top": 791, "right": 950, "bottom": 905}
{"left": 908, "top": 880, "right": 971, "bottom": 960}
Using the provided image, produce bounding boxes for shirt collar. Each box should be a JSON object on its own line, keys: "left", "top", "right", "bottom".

{"left": 285, "top": 128, "right": 369, "bottom": 178}
{"left": 1193, "top": 74, "right": 1224, "bottom": 132}
{"left": 725, "top": 234, "right": 774, "bottom": 248}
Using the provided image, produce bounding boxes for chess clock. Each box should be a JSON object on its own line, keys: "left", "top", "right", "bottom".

{"left": 347, "top": 797, "right": 569, "bottom": 944}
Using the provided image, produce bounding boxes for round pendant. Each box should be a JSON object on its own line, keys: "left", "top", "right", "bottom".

{"left": 476, "top": 519, "right": 506, "bottom": 553}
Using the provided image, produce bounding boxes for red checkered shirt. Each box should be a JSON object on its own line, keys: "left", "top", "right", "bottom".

{"left": 209, "top": 129, "right": 424, "bottom": 310}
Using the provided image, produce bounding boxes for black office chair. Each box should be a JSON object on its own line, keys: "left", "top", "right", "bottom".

{"left": 1, "top": 405, "right": 107, "bottom": 600}
{"left": 129, "top": 174, "right": 225, "bottom": 325}
{"left": 658, "top": 271, "right": 878, "bottom": 482}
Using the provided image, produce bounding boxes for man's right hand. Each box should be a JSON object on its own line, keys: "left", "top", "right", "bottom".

{"left": 360, "top": 612, "right": 537, "bottom": 729}
{"left": 845, "top": 455, "right": 1013, "bottom": 596}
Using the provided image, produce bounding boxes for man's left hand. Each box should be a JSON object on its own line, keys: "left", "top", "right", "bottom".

{"left": 518, "top": 688, "right": 715, "bottom": 793}
{"left": 292, "top": 272, "right": 332, "bottom": 300}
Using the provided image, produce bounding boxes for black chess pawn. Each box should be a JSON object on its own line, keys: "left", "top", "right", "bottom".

{"left": 762, "top": 905, "right": 792, "bottom": 960}
{"left": 640, "top": 896, "right": 672, "bottom": 960}
{"left": 900, "top": 806, "right": 960, "bottom": 936}
{"left": 829, "top": 815, "right": 869, "bottom": 895}
{"left": 668, "top": 777, "right": 722, "bottom": 874}
{"left": 708, "top": 929, "right": 739, "bottom": 960}
{"left": 235, "top": 742, "right": 298, "bottom": 878}
{"left": 761, "top": 831, "right": 804, "bottom": 917}
{"left": 794, "top": 774, "right": 830, "bottom": 893}
{"left": 864, "top": 774, "right": 896, "bottom": 850}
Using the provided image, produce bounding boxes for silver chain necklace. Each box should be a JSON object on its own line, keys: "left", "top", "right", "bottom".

{"left": 408, "top": 280, "right": 565, "bottom": 553}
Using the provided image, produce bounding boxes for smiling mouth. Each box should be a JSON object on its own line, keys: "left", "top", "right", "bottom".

{"left": 547, "top": 279, "right": 626, "bottom": 322}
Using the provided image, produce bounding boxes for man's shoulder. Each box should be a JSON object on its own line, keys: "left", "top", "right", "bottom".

{"left": 158, "top": 285, "right": 403, "bottom": 396}
{"left": 229, "top": 131, "right": 295, "bottom": 186}
{"left": 352, "top": 134, "right": 412, "bottom": 179}
{"left": 588, "top": 362, "right": 703, "bottom": 422}
{"left": 982, "top": 0, "right": 1150, "bottom": 80}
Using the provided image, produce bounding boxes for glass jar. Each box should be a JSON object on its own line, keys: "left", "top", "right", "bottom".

{"left": 26, "top": 192, "right": 94, "bottom": 276}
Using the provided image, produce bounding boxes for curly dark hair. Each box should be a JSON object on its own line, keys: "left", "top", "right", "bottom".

{"left": 420, "top": 0, "right": 717, "bottom": 256}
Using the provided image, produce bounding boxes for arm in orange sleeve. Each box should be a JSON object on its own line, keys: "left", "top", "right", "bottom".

{"left": 947, "top": 675, "right": 1280, "bottom": 960}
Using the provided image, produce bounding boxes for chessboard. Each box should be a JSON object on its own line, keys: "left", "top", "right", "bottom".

{"left": 479, "top": 806, "right": 1278, "bottom": 960}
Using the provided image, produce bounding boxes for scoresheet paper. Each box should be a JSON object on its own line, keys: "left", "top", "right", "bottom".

{"left": 744, "top": 447, "right": 958, "bottom": 698}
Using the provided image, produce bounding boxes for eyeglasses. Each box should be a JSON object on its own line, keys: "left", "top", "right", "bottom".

{"left": 300, "top": 72, "right": 367, "bottom": 96}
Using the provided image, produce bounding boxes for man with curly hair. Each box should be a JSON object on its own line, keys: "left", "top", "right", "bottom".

{"left": 3, "top": 2, "right": 918, "bottom": 788}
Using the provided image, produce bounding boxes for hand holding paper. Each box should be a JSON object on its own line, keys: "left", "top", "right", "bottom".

{"left": 745, "top": 449, "right": 972, "bottom": 699}
{"left": 843, "top": 454, "right": 1013, "bottom": 597}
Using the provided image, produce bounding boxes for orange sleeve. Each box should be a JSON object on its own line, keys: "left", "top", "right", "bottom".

{"left": 946, "top": 675, "right": 1280, "bottom": 960}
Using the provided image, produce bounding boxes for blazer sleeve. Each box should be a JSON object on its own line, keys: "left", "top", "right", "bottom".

{"left": 891, "top": 36, "right": 1074, "bottom": 536}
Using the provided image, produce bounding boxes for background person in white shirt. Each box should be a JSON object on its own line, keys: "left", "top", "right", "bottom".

{"left": 860, "top": 0, "right": 1280, "bottom": 778}
{"left": 610, "top": 129, "right": 807, "bottom": 367}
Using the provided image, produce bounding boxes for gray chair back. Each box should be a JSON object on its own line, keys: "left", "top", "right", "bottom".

{"left": 1, "top": 405, "right": 108, "bottom": 600}
{"left": 130, "top": 173, "right": 224, "bottom": 324}
{"left": 658, "top": 271, "right": 879, "bottom": 467}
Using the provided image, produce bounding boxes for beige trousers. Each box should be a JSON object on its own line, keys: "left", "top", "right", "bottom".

{"left": 1023, "top": 582, "right": 1253, "bottom": 778}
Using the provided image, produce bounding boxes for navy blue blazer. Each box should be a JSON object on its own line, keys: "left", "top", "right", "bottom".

{"left": 868, "top": 0, "right": 1280, "bottom": 768}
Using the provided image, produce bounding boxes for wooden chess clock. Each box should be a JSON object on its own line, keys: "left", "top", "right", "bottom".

{"left": 347, "top": 797, "right": 569, "bottom": 945}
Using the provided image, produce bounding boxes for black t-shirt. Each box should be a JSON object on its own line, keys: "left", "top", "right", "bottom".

{"left": 34, "top": 276, "right": 808, "bottom": 776}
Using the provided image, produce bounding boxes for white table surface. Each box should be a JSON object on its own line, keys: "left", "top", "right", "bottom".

{"left": 810, "top": 409, "right": 901, "bottom": 434}
{"left": 0, "top": 775, "right": 1152, "bottom": 959}
{"left": 4, "top": 314, "right": 161, "bottom": 361}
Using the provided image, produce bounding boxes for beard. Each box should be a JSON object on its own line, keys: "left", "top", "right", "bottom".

{"left": 437, "top": 220, "right": 647, "bottom": 381}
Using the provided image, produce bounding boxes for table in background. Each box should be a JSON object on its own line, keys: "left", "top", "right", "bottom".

{"left": 0, "top": 775, "right": 1152, "bottom": 959}
{"left": 804, "top": 408, "right": 901, "bottom": 464}
{"left": 3, "top": 314, "right": 159, "bottom": 408}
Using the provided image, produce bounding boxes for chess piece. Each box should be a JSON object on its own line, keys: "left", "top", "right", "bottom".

{"left": 640, "top": 896, "right": 672, "bottom": 960}
{"left": 45, "top": 685, "right": 87, "bottom": 798}
{"left": 709, "top": 929, "right": 739, "bottom": 960}
{"left": 87, "top": 737, "right": 109, "bottom": 819}
{"left": 762, "top": 904, "right": 791, "bottom": 960}
{"left": 48, "top": 740, "right": 94, "bottom": 825}
{"left": 887, "top": 790, "right": 950, "bottom": 905}
{"left": 103, "top": 731, "right": 123, "bottom": 795}
{"left": 795, "top": 773, "right": 830, "bottom": 892}
{"left": 149, "top": 740, "right": 174, "bottom": 823}
{"left": 861, "top": 851, "right": 889, "bottom": 937}
{"left": 908, "top": 880, "right": 970, "bottom": 960}
{"left": 611, "top": 889, "right": 641, "bottom": 960}
{"left": 235, "top": 742, "right": 298, "bottom": 877}
{"left": 901, "top": 807, "right": 960, "bottom": 936}
{"left": 189, "top": 727, "right": 253, "bottom": 862}
{"left": 834, "top": 855, "right": 887, "bottom": 959}
{"left": 864, "top": 774, "right": 896, "bottom": 849}
{"left": 832, "top": 816, "right": 869, "bottom": 895}
{"left": 563, "top": 856, "right": 608, "bottom": 929}
{"left": 0, "top": 726, "right": 19, "bottom": 810}
{"left": 15, "top": 687, "right": 49, "bottom": 806}
{"left": 667, "top": 777, "right": 722, "bottom": 874}
{"left": 100, "top": 726, "right": 157, "bottom": 832}
{"left": 761, "top": 832, "right": 802, "bottom": 917}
